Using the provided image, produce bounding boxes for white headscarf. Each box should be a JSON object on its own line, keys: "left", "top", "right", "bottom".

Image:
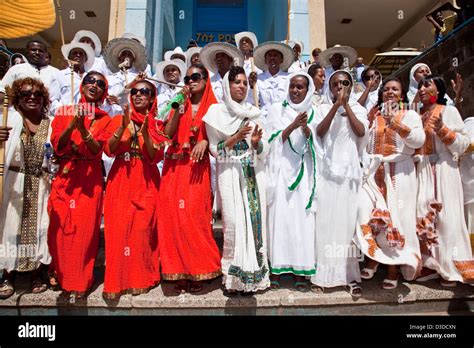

{"left": 407, "top": 63, "right": 431, "bottom": 103}
{"left": 285, "top": 71, "right": 315, "bottom": 113}
{"left": 202, "top": 69, "right": 261, "bottom": 136}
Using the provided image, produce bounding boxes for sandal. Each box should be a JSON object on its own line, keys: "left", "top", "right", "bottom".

{"left": 31, "top": 278, "right": 48, "bottom": 294}
{"left": 270, "top": 280, "right": 280, "bottom": 290}
{"left": 310, "top": 284, "right": 324, "bottom": 293}
{"left": 294, "top": 281, "right": 309, "bottom": 292}
{"left": 382, "top": 278, "right": 398, "bottom": 290}
{"left": 174, "top": 280, "right": 187, "bottom": 294}
{"left": 440, "top": 279, "right": 457, "bottom": 287}
{"left": 48, "top": 271, "right": 60, "bottom": 290}
{"left": 0, "top": 279, "right": 14, "bottom": 300}
{"left": 189, "top": 281, "right": 203, "bottom": 293}
{"left": 361, "top": 263, "right": 379, "bottom": 280}
{"left": 345, "top": 282, "right": 362, "bottom": 297}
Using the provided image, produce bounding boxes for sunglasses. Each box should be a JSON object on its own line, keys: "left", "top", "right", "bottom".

{"left": 130, "top": 87, "right": 152, "bottom": 96}
{"left": 19, "top": 90, "right": 44, "bottom": 98}
{"left": 363, "top": 71, "right": 380, "bottom": 81}
{"left": 83, "top": 76, "right": 107, "bottom": 90}
{"left": 184, "top": 72, "right": 204, "bottom": 85}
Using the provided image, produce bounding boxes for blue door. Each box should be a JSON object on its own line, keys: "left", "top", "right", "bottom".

{"left": 193, "top": 0, "right": 247, "bottom": 46}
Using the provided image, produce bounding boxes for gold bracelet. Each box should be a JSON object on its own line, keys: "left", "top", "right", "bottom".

{"left": 82, "top": 132, "right": 93, "bottom": 142}
{"left": 113, "top": 131, "right": 122, "bottom": 139}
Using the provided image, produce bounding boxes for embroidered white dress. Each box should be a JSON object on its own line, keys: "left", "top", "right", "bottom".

{"left": 460, "top": 117, "right": 474, "bottom": 250}
{"left": 310, "top": 102, "right": 369, "bottom": 287}
{"left": 0, "top": 111, "right": 52, "bottom": 272}
{"left": 266, "top": 102, "right": 317, "bottom": 276}
{"left": 355, "top": 110, "right": 425, "bottom": 281}
{"left": 416, "top": 105, "right": 472, "bottom": 282}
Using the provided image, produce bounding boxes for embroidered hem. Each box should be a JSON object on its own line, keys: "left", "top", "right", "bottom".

{"left": 161, "top": 270, "right": 222, "bottom": 281}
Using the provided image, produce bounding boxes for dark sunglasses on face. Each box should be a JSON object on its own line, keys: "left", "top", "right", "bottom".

{"left": 130, "top": 87, "right": 152, "bottom": 96}
{"left": 83, "top": 76, "right": 107, "bottom": 90}
{"left": 363, "top": 71, "right": 380, "bottom": 81}
{"left": 184, "top": 72, "right": 203, "bottom": 85}
{"left": 20, "top": 90, "right": 44, "bottom": 98}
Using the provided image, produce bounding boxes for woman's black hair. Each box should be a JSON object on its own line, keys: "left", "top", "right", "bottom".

{"left": 189, "top": 63, "right": 209, "bottom": 80}
{"left": 307, "top": 63, "right": 324, "bottom": 78}
{"left": 376, "top": 77, "right": 409, "bottom": 107}
{"left": 228, "top": 65, "right": 246, "bottom": 82}
{"left": 417, "top": 75, "right": 447, "bottom": 105}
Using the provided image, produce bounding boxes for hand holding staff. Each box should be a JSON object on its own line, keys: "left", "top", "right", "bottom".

{"left": 0, "top": 91, "right": 9, "bottom": 208}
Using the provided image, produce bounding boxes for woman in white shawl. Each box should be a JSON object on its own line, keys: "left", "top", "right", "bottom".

{"left": 355, "top": 77, "right": 425, "bottom": 290}
{"left": 203, "top": 65, "right": 270, "bottom": 295}
{"left": 353, "top": 66, "right": 382, "bottom": 112}
{"left": 310, "top": 70, "right": 369, "bottom": 296}
{"left": 0, "top": 77, "right": 52, "bottom": 299}
{"left": 414, "top": 75, "right": 473, "bottom": 286}
{"left": 407, "top": 63, "right": 462, "bottom": 111}
{"left": 266, "top": 72, "right": 317, "bottom": 292}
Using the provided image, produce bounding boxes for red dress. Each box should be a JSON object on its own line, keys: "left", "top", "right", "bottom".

{"left": 158, "top": 78, "right": 222, "bottom": 281}
{"left": 48, "top": 101, "right": 113, "bottom": 293}
{"left": 103, "top": 99, "right": 167, "bottom": 298}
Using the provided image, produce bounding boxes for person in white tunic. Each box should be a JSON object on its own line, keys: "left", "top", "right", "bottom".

{"left": 71, "top": 30, "right": 111, "bottom": 75}
{"left": 310, "top": 70, "right": 369, "bottom": 296}
{"left": 353, "top": 67, "right": 382, "bottom": 112}
{"left": 54, "top": 42, "right": 95, "bottom": 112}
{"left": 235, "top": 31, "right": 262, "bottom": 76}
{"left": 287, "top": 41, "right": 306, "bottom": 74}
{"left": 153, "top": 59, "right": 186, "bottom": 115}
{"left": 0, "top": 77, "right": 53, "bottom": 299}
{"left": 354, "top": 77, "right": 425, "bottom": 290}
{"left": 460, "top": 116, "right": 474, "bottom": 254}
{"left": 248, "top": 41, "right": 294, "bottom": 118}
{"left": 266, "top": 71, "right": 317, "bottom": 292}
{"left": 414, "top": 75, "right": 473, "bottom": 286}
{"left": 0, "top": 41, "right": 61, "bottom": 113}
{"left": 200, "top": 42, "right": 244, "bottom": 103}
{"left": 203, "top": 65, "right": 270, "bottom": 295}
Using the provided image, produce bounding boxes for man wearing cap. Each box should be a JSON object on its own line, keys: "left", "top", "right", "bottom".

{"left": 0, "top": 40, "right": 60, "bottom": 111}
{"left": 72, "top": 30, "right": 110, "bottom": 75}
{"left": 53, "top": 42, "right": 95, "bottom": 112}
{"left": 153, "top": 59, "right": 186, "bottom": 114}
{"left": 288, "top": 41, "right": 305, "bottom": 73}
{"left": 200, "top": 42, "right": 244, "bottom": 103}
{"left": 235, "top": 31, "right": 262, "bottom": 76}
{"left": 319, "top": 44, "right": 357, "bottom": 94}
{"left": 248, "top": 41, "right": 294, "bottom": 118}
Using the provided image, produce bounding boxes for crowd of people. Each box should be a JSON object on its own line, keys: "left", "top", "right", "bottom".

{"left": 0, "top": 28, "right": 473, "bottom": 301}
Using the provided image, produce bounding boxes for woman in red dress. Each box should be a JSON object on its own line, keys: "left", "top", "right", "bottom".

{"left": 102, "top": 79, "right": 167, "bottom": 300}
{"left": 48, "top": 71, "right": 113, "bottom": 299}
{"left": 159, "top": 64, "right": 222, "bottom": 293}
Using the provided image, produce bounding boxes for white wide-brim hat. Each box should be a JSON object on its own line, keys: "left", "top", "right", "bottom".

{"left": 287, "top": 40, "right": 304, "bottom": 52}
{"left": 164, "top": 46, "right": 186, "bottom": 62}
{"left": 200, "top": 42, "right": 244, "bottom": 74}
{"left": 253, "top": 41, "right": 295, "bottom": 72}
{"left": 186, "top": 47, "right": 202, "bottom": 67}
{"left": 319, "top": 44, "right": 357, "bottom": 68}
{"left": 103, "top": 38, "right": 148, "bottom": 73}
{"left": 72, "top": 30, "right": 102, "bottom": 57}
{"left": 121, "top": 32, "right": 146, "bottom": 47}
{"left": 61, "top": 42, "right": 96, "bottom": 72}
{"left": 234, "top": 31, "right": 258, "bottom": 49}
{"left": 155, "top": 59, "right": 187, "bottom": 84}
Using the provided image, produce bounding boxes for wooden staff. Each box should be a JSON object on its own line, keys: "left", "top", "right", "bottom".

{"left": 145, "top": 76, "right": 184, "bottom": 88}
{"left": 55, "top": 0, "right": 66, "bottom": 46}
{"left": 0, "top": 92, "right": 8, "bottom": 208}
{"left": 286, "top": 0, "right": 292, "bottom": 44}
{"left": 249, "top": 49, "right": 259, "bottom": 109}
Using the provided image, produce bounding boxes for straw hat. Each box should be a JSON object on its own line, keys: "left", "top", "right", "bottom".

{"left": 234, "top": 31, "right": 258, "bottom": 49}
{"left": 319, "top": 44, "right": 357, "bottom": 68}
{"left": 200, "top": 42, "right": 244, "bottom": 74}
{"left": 121, "top": 32, "right": 147, "bottom": 47}
{"left": 72, "top": 30, "right": 102, "bottom": 57}
{"left": 103, "top": 38, "right": 148, "bottom": 73}
{"left": 61, "top": 42, "right": 96, "bottom": 72}
{"left": 253, "top": 41, "right": 295, "bottom": 72}
{"left": 164, "top": 47, "right": 186, "bottom": 62}
{"left": 155, "top": 59, "right": 187, "bottom": 84}
{"left": 186, "top": 47, "right": 202, "bottom": 67}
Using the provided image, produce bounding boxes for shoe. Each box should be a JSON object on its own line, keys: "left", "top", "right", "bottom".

{"left": 382, "top": 278, "right": 398, "bottom": 290}
{"left": 0, "top": 280, "right": 14, "bottom": 300}
{"left": 345, "top": 282, "right": 362, "bottom": 297}
{"left": 310, "top": 284, "right": 324, "bottom": 293}
{"left": 361, "top": 263, "right": 379, "bottom": 280}
{"left": 416, "top": 268, "right": 439, "bottom": 282}
{"left": 440, "top": 279, "right": 457, "bottom": 287}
